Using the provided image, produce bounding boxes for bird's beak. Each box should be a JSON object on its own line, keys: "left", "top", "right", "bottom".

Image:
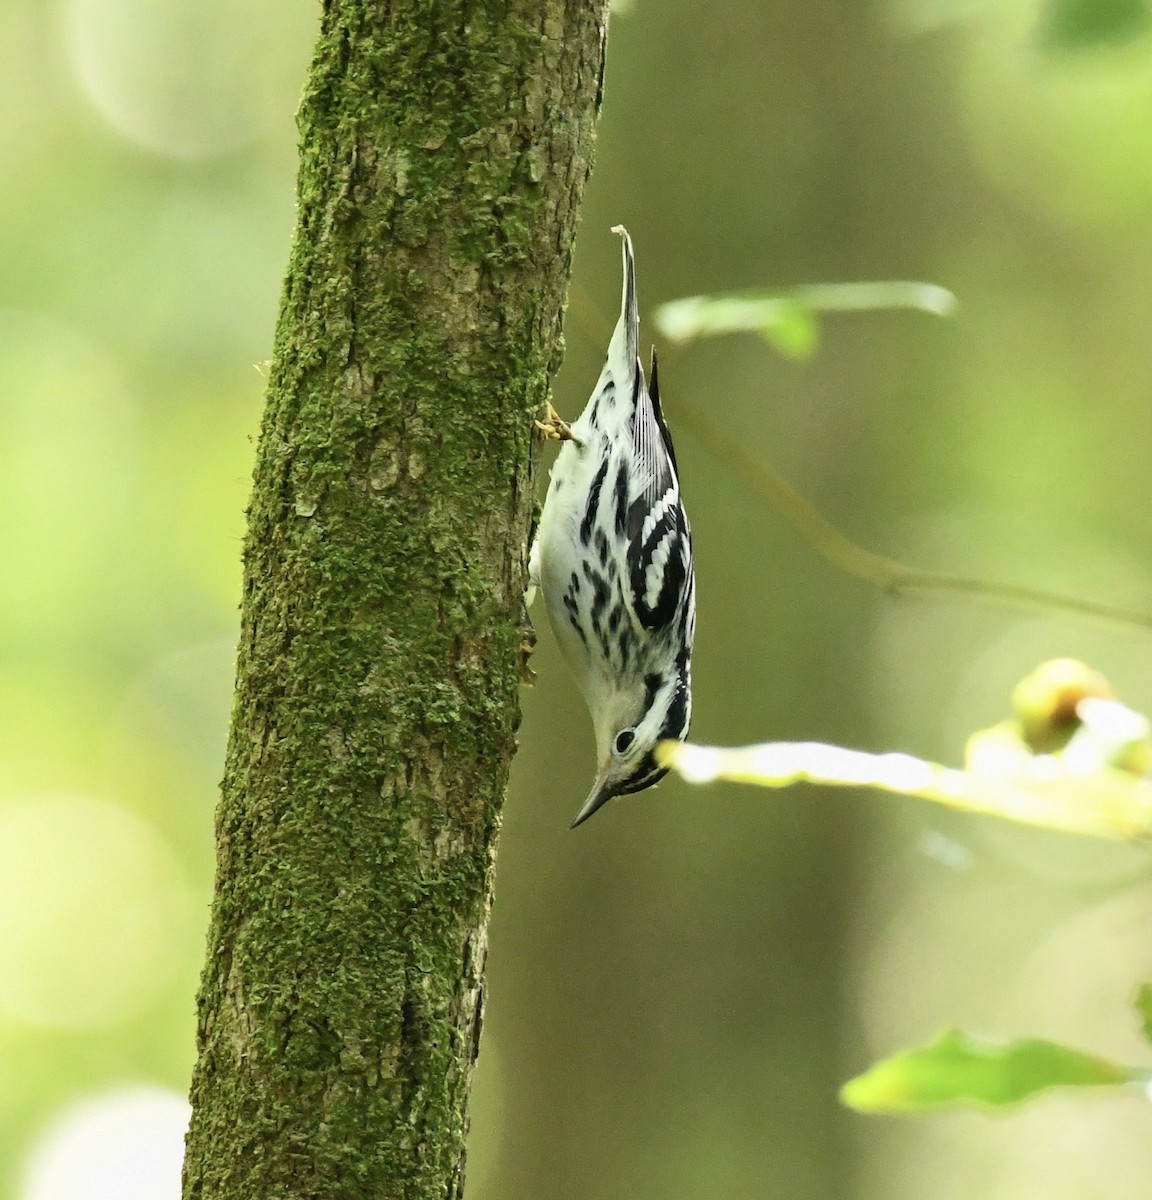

{"left": 569, "top": 774, "right": 617, "bottom": 829}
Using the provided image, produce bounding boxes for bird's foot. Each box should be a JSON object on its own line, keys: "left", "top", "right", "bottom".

{"left": 534, "top": 401, "right": 578, "bottom": 443}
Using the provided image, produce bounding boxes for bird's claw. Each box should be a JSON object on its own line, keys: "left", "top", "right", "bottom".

{"left": 535, "top": 402, "right": 577, "bottom": 443}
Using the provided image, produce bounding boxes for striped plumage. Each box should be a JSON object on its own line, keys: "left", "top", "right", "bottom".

{"left": 530, "top": 227, "right": 696, "bottom": 827}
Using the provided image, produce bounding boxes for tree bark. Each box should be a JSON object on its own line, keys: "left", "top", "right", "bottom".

{"left": 182, "top": 2, "right": 608, "bottom": 1196}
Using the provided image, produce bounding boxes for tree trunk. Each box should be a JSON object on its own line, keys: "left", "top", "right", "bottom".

{"left": 182, "top": 2, "right": 608, "bottom": 1196}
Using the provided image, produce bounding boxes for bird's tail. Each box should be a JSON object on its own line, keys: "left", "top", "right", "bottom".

{"left": 609, "top": 224, "right": 640, "bottom": 370}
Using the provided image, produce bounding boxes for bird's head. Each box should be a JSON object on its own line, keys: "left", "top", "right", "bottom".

{"left": 570, "top": 669, "right": 691, "bottom": 827}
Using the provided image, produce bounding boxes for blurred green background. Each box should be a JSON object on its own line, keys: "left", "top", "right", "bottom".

{"left": 5, "top": 0, "right": 1152, "bottom": 1196}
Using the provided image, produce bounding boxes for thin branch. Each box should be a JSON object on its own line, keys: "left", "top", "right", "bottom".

{"left": 568, "top": 280, "right": 1152, "bottom": 632}
{"left": 673, "top": 398, "right": 1152, "bottom": 632}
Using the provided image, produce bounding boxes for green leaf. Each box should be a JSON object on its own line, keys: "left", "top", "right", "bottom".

{"left": 840, "top": 1029, "right": 1134, "bottom": 1113}
{"left": 1038, "top": 0, "right": 1151, "bottom": 49}
{"left": 1135, "top": 983, "right": 1152, "bottom": 1045}
{"left": 659, "top": 735, "right": 1152, "bottom": 842}
{"left": 760, "top": 300, "right": 819, "bottom": 360}
{"left": 653, "top": 281, "right": 956, "bottom": 350}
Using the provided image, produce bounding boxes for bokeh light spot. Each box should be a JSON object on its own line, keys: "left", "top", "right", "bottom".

{"left": 20, "top": 1086, "right": 189, "bottom": 1200}
{"left": 64, "top": 0, "right": 316, "bottom": 160}
{"left": 0, "top": 795, "right": 193, "bottom": 1029}
{"left": 115, "top": 639, "right": 237, "bottom": 784}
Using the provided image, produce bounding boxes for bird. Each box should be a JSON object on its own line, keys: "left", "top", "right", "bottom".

{"left": 529, "top": 226, "right": 696, "bottom": 827}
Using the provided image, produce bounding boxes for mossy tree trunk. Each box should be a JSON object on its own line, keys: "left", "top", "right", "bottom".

{"left": 182, "top": 2, "right": 609, "bottom": 1196}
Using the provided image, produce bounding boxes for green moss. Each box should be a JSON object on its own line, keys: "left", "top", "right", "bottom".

{"left": 182, "top": 2, "right": 609, "bottom": 1197}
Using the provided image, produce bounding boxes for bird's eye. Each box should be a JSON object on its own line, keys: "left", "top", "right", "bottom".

{"left": 614, "top": 728, "right": 636, "bottom": 755}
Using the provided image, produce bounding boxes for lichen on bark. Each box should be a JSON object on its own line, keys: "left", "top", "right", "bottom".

{"left": 182, "top": 2, "right": 609, "bottom": 1196}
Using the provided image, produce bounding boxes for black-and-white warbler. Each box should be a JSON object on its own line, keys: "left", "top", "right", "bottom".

{"left": 530, "top": 226, "right": 696, "bottom": 827}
